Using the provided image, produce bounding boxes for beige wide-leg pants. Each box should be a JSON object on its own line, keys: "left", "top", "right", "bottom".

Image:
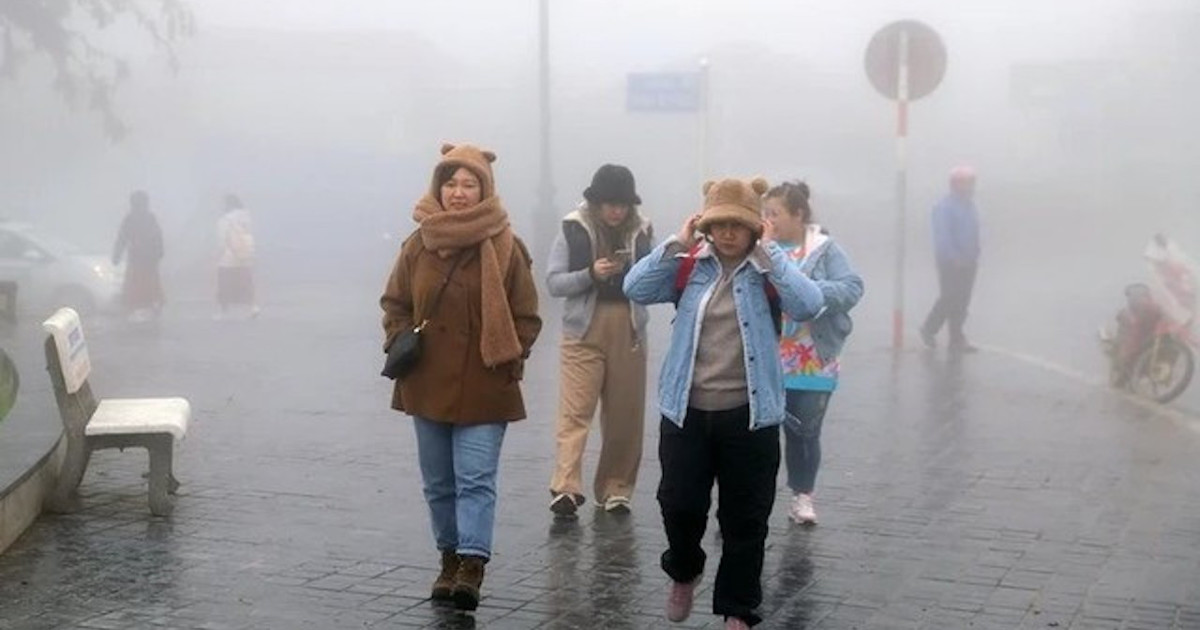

{"left": 550, "top": 301, "right": 647, "bottom": 503}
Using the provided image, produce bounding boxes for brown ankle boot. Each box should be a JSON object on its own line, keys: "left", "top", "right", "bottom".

{"left": 452, "top": 555, "right": 486, "bottom": 611}
{"left": 431, "top": 550, "right": 459, "bottom": 601}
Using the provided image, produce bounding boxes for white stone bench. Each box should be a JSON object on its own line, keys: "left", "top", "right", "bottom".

{"left": 42, "top": 307, "right": 190, "bottom": 516}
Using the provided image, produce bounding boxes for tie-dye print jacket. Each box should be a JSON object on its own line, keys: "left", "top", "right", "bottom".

{"left": 778, "top": 225, "right": 864, "bottom": 391}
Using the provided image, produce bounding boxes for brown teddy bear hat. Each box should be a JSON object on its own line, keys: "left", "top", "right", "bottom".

{"left": 429, "top": 142, "right": 498, "bottom": 200}
{"left": 695, "top": 177, "right": 770, "bottom": 237}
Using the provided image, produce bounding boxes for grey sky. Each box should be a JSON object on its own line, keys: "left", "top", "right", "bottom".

{"left": 197, "top": 0, "right": 1184, "bottom": 32}
{"left": 191, "top": 0, "right": 1195, "bottom": 85}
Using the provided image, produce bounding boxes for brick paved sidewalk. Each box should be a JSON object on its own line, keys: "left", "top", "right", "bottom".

{"left": 1, "top": 295, "right": 1198, "bottom": 629}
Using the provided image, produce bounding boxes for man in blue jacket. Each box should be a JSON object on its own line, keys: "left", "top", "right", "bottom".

{"left": 920, "top": 166, "right": 980, "bottom": 352}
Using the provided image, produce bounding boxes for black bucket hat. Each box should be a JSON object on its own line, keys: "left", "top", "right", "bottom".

{"left": 583, "top": 164, "right": 641, "bottom": 206}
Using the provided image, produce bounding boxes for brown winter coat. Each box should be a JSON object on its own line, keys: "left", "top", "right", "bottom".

{"left": 381, "top": 233, "right": 542, "bottom": 424}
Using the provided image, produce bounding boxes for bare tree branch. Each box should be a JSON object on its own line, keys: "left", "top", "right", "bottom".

{"left": 0, "top": 0, "right": 194, "bottom": 141}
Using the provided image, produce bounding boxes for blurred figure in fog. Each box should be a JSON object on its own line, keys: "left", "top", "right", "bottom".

{"left": 112, "top": 190, "right": 164, "bottom": 321}
{"left": 763, "top": 181, "right": 863, "bottom": 526}
{"left": 545, "top": 164, "right": 653, "bottom": 518}
{"left": 920, "top": 166, "right": 980, "bottom": 352}
{"left": 380, "top": 143, "right": 541, "bottom": 613}
{"left": 624, "top": 177, "right": 824, "bottom": 629}
{"left": 216, "top": 194, "right": 259, "bottom": 319}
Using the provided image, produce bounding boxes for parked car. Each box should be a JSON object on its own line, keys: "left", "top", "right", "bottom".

{"left": 0, "top": 221, "right": 120, "bottom": 316}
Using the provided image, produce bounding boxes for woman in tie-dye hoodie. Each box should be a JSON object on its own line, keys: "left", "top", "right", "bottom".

{"left": 762, "top": 181, "right": 863, "bottom": 526}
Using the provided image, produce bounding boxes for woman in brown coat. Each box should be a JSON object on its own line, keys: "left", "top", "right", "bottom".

{"left": 381, "top": 143, "right": 541, "bottom": 612}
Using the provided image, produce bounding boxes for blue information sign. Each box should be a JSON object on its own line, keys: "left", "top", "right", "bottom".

{"left": 626, "top": 72, "right": 702, "bottom": 112}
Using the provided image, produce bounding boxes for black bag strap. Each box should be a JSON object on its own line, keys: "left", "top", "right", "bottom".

{"left": 415, "top": 254, "right": 464, "bottom": 331}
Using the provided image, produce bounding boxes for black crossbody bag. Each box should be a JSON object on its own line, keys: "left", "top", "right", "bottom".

{"left": 381, "top": 256, "right": 463, "bottom": 380}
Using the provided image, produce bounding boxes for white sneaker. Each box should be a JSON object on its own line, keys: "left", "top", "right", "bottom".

{"left": 603, "top": 496, "right": 631, "bottom": 514}
{"left": 789, "top": 492, "right": 817, "bottom": 525}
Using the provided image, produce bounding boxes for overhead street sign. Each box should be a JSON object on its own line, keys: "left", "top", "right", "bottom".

{"left": 626, "top": 72, "right": 702, "bottom": 112}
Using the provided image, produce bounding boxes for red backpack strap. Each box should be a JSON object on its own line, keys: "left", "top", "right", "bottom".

{"left": 763, "top": 280, "right": 779, "bottom": 302}
{"left": 673, "top": 243, "right": 704, "bottom": 304}
{"left": 764, "top": 279, "right": 782, "bottom": 335}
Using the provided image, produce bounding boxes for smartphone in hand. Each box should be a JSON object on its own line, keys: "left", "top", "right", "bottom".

{"left": 611, "top": 249, "right": 632, "bottom": 264}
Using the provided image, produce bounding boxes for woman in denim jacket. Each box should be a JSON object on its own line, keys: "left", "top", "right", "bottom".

{"left": 763, "top": 181, "right": 864, "bottom": 526}
{"left": 624, "top": 177, "right": 824, "bottom": 629}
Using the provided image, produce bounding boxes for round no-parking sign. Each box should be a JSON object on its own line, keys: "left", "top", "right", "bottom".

{"left": 865, "top": 20, "right": 947, "bottom": 101}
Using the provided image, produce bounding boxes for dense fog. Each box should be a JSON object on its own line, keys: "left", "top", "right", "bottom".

{"left": 0, "top": 0, "right": 1196, "bottom": 392}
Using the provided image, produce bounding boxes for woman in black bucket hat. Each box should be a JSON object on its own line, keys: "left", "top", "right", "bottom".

{"left": 584, "top": 164, "right": 642, "bottom": 206}
{"left": 544, "top": 164, "right": 654, "bottom": 518}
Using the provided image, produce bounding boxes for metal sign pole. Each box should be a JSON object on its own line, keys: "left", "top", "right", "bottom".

{"left": 865, "top": 19, "right": 946, "bottom": 351}
{"left": 892, "top": 29, "right": 911, "bottom": 350}
{"left": 698, "top": 58, "right": 711, "bottom": 184}
{"left": 537, "top": 0, "right": 554, "bottom": 257}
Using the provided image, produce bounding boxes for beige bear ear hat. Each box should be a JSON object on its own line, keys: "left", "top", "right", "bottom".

{"left": 429, "top": 142, "right": 499, "bottom": 200}
{"left": 695, "top": 177, "right": 770, "bottom": 237}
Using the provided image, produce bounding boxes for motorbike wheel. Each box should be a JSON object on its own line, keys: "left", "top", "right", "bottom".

{"left": 1129, "top": 336, "right": 1195, "bottom": 403}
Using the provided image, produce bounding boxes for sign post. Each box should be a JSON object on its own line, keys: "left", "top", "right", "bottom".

{"left": 865, "top": 20, "right": 947, "bottom": 350}
{"left": 698, "top": 58, "right": 710, "bottom": 182}
{"left": 536, "top": 0, "right": 555, "bottom": 263}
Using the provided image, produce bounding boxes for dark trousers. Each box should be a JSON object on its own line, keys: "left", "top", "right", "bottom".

{"left": 657, "top": 406, "right": 780, "bottom": 626}
{"left": 922, "top": 261, "right": 977, "bottom": 343}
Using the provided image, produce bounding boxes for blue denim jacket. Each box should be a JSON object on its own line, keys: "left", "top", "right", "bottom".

{"left": 794, "top": 235, "right": 864, "bottom": 364}
{"left": 623, "top": 236, "right": 825, "bottom": 430}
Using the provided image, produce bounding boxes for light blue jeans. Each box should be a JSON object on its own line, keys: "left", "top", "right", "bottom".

{"left": 413, "top": 417, "right": 507, "bottom": 560}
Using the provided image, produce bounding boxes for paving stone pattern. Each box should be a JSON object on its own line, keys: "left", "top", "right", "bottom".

{"left": 1, "top": 294, "right": 1198, "bottom": 629}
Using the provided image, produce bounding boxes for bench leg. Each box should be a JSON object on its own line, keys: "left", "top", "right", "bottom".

{"left": 47, "top": 441, "right": 92, "bottom": 514}
{"left": 141, "top": 471, "right": 180, "bottom": 494}
{"left": 146, "top": 435, "right": 176, "bottom": 517}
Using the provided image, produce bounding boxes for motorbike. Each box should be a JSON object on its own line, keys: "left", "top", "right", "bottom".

{"left": 1099, "top": 235, "right": 1197, "bottom": 404}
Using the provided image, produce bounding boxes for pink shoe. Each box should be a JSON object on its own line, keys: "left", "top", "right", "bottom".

{"left": 788, "top": 492, "right": 817, "bottom": 525}
{"left": 725, "top": 617, "right": 751, "bottom": 630}
{"left": 666, "top": 577, "right": 699, "bottom": 622}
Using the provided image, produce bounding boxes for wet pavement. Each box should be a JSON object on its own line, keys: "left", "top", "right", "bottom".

{"left": 0, "top": 285, "right": 1199, "bottom": 629}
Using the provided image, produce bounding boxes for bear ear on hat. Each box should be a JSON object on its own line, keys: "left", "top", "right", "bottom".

{"left": 440, "top": 143, "right": 456, "bottom": 156}
{"left": 702, "top": 180, "right": 716, "bottom": 195}
{"left": 481, "top": 150, "right": 497, "bottom": 163}
{"left": 750, "top": 177, "right": 769, "bottom": 196}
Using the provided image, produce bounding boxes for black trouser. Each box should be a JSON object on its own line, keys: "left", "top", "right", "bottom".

{"left": 657, "top": 406, "right": 780, "bottom": 626}
{"left": 922, "top": 261, "right": 978, "bottom": 343}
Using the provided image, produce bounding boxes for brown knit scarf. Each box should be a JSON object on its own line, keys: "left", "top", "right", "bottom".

{"left": 413, "top": 194, "right": 523, "bottom": 368}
